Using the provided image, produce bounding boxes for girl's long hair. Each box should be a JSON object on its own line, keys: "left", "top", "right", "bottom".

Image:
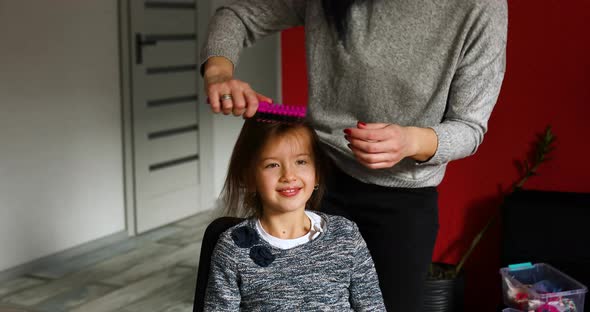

{"left": 322, "top": 0, "right": 362, "bottom": 43}
{"left": 221, "top": 120, "right": 327, "bottom": 218}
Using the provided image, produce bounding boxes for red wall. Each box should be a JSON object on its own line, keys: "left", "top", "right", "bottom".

{"left": 281, "top": 1, "right": 590, "bottom": 310}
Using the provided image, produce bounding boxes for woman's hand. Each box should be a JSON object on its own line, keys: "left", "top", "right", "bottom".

{"left": 344, "top": 122, "right": 438, "bottom": 169}
{"left": 204, "top": 56, "right": 272, "bottom": 118}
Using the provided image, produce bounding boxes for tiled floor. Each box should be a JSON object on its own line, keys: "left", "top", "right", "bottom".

{"left": 0, "top": 209, "right": 219, "bottom": 312}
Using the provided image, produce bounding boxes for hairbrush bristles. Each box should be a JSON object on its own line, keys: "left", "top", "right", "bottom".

{"left": 254, "top": 101, "right": 306, "bottom": 124}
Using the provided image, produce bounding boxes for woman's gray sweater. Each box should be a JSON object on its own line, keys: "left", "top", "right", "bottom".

{"left": 204, "top": 214, "right": 385, "bottom": 311}
{"left": 202, "top": 0, "right": 507, "bottom": 187}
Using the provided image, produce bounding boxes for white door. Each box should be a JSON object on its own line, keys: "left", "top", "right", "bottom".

{"left": 128, "top": 0, "right": 201, "bottom": 233}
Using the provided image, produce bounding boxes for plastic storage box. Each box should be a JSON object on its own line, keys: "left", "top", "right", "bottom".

{"left": 500, "top": 263, "right": 587, "bottom": 312}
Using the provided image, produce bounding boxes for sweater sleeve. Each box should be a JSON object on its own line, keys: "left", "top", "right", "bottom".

{"left": 200, "top": 0, "right": 306, "bottom": 74}
{"left": 425, "top": 0, "right": 508, "bottom": 165}
{"left": 349, "top": 223, "right": 386, "bottom": 311}
{"left": 204, "top": 235, "right": 240, "bottom": 311}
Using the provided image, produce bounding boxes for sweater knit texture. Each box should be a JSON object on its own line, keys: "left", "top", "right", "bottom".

{"left": 204, "top": 213, "right": 385, "bottom": 311}
{"left": 202, "top": 0, "right": 507, "bottom": 187}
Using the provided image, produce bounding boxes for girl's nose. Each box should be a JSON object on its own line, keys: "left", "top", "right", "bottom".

{"left": 280, "top": 166, "right": 296, "bottom": 182}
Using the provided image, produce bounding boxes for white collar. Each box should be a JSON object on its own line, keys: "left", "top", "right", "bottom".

{"left": 255, "top": 211, "right": 325, "bottom": 249}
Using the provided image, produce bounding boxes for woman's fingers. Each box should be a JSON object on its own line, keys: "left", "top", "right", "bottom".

{"left": 344, "top": 124, "right": 392, "bottom": 142}
{"left": 208, "top": 89, "right": 222, "bottom": 113}
{"left": 220, "top": 89, "right": 234, "bottom": 115}
{"left": 348, "top": 144, "right": 401, "bottom": 168}
{"left": 243, "top": 90, "right": 260, "bottom": 118}
{"left": 256, "top": 92, "right": 273, "bottom": 103}
{"left": 345, "top": 135, "right": 392, "bottom": 154}
{"left": 350, "top": 147, "right": 398, "bottom": 169}
{"left": 206, "top": 78, "right": 270, "bottom": 118}
{"left": 230, "top": 90, "right": 247, "bottom": 116}
{"left": 344, "top": 122, "right": 414, "bottom": 169}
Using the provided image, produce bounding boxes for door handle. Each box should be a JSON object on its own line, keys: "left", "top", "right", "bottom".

{"left": 135, "top": 33, "right": 157, "bottom": 65}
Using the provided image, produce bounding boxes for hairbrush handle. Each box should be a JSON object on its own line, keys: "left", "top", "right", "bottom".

{"left": 205, "top": 97, "right": 306, "bottom": 121}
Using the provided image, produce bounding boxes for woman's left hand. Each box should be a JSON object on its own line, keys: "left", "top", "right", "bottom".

{"left": 344, "top": 122, "right": 438, "bottom": 169}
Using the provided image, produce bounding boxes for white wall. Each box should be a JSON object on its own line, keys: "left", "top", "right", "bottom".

{"left": 0, "top": 1, "right": 125, "bottom": 272}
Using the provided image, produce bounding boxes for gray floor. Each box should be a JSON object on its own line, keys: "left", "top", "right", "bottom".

{"left": 0, "top": 209, "right": 219, "bottom": 312}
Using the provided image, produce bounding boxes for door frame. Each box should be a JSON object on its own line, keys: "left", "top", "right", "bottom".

{"left": 118, "top": 0, "right": 215, "bottom": 236}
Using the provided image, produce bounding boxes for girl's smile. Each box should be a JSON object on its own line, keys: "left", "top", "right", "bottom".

{"left": 277, "top": 186, "right": 302, "bottom": 197}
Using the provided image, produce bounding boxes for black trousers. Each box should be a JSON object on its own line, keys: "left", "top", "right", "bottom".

{"left": 321, "top": 166, "right": 439, "bottom": 312}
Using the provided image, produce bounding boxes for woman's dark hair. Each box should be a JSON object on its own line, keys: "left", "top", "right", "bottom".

{"left": 322, "top": 0, "right": 359, "bottom": 43}
{"left": 221, "top": 119, "right": 327, "bottom": 218}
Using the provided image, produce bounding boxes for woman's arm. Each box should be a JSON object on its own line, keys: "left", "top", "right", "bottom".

{"left": 422, "top": 0, "right": 508, "bottom": 165}
{"left": 202, "top": 0, "right": 306, "bottom": 117}
{"left": 344, "top": 0, "right": 507, "bottom": 169}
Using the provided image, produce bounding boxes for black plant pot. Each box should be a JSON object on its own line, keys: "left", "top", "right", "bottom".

{"left": 423, "top": 273, "right": 465, "bottom": 312}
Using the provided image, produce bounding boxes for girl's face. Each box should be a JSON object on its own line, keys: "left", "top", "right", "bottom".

{"left": 254, "top": 128, "right": 317, "bottom": 216}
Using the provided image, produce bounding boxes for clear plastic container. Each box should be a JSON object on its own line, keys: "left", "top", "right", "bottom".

{"left": 500, "top": 263, "right": 587, "bottom": 312}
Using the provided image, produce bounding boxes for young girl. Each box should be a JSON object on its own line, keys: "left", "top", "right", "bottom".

{"left": 204, "top": 119, "right": 385, "bottom": 311}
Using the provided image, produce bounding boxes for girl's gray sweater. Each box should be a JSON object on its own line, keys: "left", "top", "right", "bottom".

{"left": 204, "top": 214, "right": 385, "bottom": 311}
{"left": 202, "top": 0, "right": 507, "bottom": 187}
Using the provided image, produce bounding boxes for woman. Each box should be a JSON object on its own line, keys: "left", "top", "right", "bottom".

{"left": 200, "top": 0, "right": 507, "bottom": 310}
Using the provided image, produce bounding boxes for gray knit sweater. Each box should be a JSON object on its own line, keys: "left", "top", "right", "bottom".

{"left": 202, "top": 0, "right": 507, "bottom": 187}
{"left": 204, "top": 213, "right": 385, "bottom": 311}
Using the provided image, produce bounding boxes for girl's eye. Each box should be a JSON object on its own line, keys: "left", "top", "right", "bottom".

{"left": 265, "top": 163, "right": 279, "bottom": 169}
{"left": 296, "top": 159, "right": 308, "bottom": 165}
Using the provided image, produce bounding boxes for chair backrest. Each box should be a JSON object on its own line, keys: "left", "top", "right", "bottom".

{"left": 193, "top": 217, "right": 244, "bottom": 312}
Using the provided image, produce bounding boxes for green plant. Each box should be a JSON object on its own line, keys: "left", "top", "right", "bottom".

{"left": 428, "top": 126, "right": 556, "bottom": 280}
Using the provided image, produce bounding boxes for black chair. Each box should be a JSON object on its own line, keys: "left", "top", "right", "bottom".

{"left": 193, "top": 217, "right": 244, "bottom": 312}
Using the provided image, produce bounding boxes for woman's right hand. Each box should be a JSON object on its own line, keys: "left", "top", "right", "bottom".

{"left": 204, "top": 56, "right": 273, "bottom": 118}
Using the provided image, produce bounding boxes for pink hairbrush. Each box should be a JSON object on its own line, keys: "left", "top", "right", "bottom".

{"left": 206, "top": 97, "right": 306, "bottom": 123}
{"left": 254, "top": 101, "right": 306, "bottom": 124}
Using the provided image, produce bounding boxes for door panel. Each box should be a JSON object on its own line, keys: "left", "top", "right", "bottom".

{"left": 137, "top": 182, "right": 201, "bottom": 232}
{"left": 143, "top": 42, "right": 196, "bottom": 67}
{"left": 142, "top": 72, "right": 196, "bottom": 99}
{"left": 129, "top": 0, "right": 201, "bottom": 233}
{"left": 142, "top": 102, "right": 198, "bottom": 133}
{"left": 142, "top": 161, "right": 199, "bottom": 199}
{"left": 142, "top": 8, "right": 195, "bottom": 33}
{"left": 145, "top": 132, "right": 199, "bottom": 165}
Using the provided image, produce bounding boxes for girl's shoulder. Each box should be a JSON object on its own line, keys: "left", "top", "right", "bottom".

{"left": 318, "top": 212, "right": 354, "bottom": 226}
{"left": 215, "top": 217, "right": 286, "bottom": 256}
{"left": 217, "top": 218, "right": 253, "bottom": 246}
{"left": 313, "top": 211, "right": 360, "bottom": 237}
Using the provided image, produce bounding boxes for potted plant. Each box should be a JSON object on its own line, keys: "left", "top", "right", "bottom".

{"left": 423, "top": 126, "right": 556, "bottom": 312}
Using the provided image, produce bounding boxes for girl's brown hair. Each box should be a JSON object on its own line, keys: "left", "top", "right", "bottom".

{"left": 221, "top": 119, "right": 327, "bottom": 217}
